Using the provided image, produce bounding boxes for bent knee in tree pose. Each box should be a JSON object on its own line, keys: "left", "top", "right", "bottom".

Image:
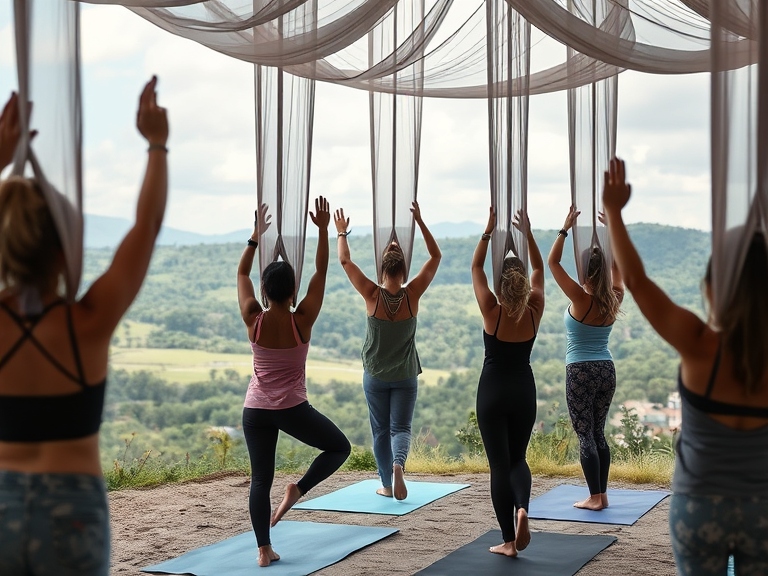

{"left": 238, "top": 197, "right": 351, "bottom": 567}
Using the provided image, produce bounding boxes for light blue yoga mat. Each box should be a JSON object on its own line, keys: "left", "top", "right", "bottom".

{"left": 141, "top": 520, "right": 397, "bottom": 576}
{"left": 528, "top": 483, "right": 669, "bottom": 525}
{"left": 293, "top": 479, "right": 470, "bottom": 515}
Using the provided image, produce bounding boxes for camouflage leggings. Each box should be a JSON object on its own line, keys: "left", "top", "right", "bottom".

{"left": 0, "top": 470, "right": 110, "bottom": 576}
{"left": 670, "top": 493, "right": 768, "bottom": 576}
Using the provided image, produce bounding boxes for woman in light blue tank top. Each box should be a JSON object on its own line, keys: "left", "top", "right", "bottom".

{"left": 334, "top": 201, "right": 441, "bottom": 501}
{"left": 605, "top": 157, "right": 768, "bottom": 576}
{"left": 548, "top": 205, "right": 624, "bottom": 511}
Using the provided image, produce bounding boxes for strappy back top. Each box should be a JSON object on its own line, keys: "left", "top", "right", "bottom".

{"left": 482, "top": 307, "right": 537, "bottom": 371}
{"left": 673, "top": 346, "right": 768, "bottom": 496}
{"left": 563, "top": 300, "right": 614, "bottom": 365}
{"left": 0, "top": 300, "right": 105, "bottom": 442}
{"left": 361, "top": 289, "right": 421, "bottom": 382}
{"left": 244, "top": 311, "right": 309, "bottom": 410}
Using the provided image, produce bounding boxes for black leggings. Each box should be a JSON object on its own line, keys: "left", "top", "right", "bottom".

{"left": 476, "top": 366, "right": 537, "bottom": 543}
{"left": 242, "top": 402, "right": 350, "bottom": 547}
{"left": 565, "top": 360, "right": 616, "bottom": 495}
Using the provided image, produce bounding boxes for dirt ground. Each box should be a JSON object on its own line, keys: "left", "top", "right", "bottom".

{"left": 109, "top": 471, "right": 675, "bottom": 575}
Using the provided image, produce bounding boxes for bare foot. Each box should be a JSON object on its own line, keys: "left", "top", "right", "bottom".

{"left": 376, "top": 486, "right": 393, "bottom": 497}
{"left": 573, "top": 494, "right": 605, "bottom": 510}
{"left": 489, "top": 541, "right": 518, "bottom": 557}
{"left": 393, "top": 464, "right": 407, "bottom": 501}
{"left": 600, "top": 492, "right": 609, "bottom": 508}
{"left": 258, "top": 545, "right": 280, "bottom": 567}
{"left": 515, "top": 508, "right": 531, "bottom": 551}
{"left": 271, "top": 483, "right": 302, "bottom": 527}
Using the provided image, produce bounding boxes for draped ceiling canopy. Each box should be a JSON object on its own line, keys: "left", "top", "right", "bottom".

{"left": 8, "top": 0, "right": 767, "bottom": 323}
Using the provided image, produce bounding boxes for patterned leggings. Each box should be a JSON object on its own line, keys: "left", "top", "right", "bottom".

{"left": 565, "top": 360, "right": 616, "bottom": 495}
{"left": 670, "top": 493, "right": 768, "bottom": 576}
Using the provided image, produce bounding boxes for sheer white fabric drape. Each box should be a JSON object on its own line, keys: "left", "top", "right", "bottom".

{"left": 486, "top": 1, "right": 529, "bottom": 292}
{"left": 11, "top": 0, "right": 82, "bottom": 301}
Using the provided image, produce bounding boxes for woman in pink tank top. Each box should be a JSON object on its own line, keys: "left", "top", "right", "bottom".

{"left": 237, "top": 197, "right": 350, "bottom": 568}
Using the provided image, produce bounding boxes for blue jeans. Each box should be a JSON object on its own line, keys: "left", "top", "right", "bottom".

{"left": 0, "top": 470, "right": 110, "bottom": 576}
{"left": 363, "top": 371, "right": 418, "bottom": 488}
{"left": 669, "top": 493, "right": 768, "bottom": 576}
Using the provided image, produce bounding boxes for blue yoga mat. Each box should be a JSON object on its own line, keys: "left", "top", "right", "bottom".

{"left": 141, "top": 520, "right": 397, "bottom": 576}
{"left": 415, "top": 530, "right": 616, "bottom": 575}
{"left": 528, "top": 483, "right": 669, "bottom": 525}
{"left": 293, "top": 479, "right": 470, "bottom": 515}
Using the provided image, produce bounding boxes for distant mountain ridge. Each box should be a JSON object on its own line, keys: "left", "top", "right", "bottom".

{"left": 84, "top": 214, "right": 484, "bottom": 248}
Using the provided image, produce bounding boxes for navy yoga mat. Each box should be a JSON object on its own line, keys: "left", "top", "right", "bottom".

{"left": 141, "top": 521, "right": 397, "bottom": 576}
{"left": 528, "top": 483, "right": 669, "bottom": 525}
{"left": 293, "top": 478, "right": 470, "bottom": 515}
{"left": 415, "top": 530, "right": 616, "bottom": 576}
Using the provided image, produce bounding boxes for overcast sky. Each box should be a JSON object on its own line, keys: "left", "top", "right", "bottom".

{"left": 0, "top": 4, "right": 711, "bottom": 235}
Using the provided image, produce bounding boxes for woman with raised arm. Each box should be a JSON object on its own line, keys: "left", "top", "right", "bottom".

{"left": 238, "top": 197, "right": 350, "bottom": 568}
{"left": 604, "top": 157, "right": 768, "bottom": 576}
{"left": 548, "top": 205, "right": 624, "bottom": 511}
{"left": 334, "top": 201, "right": 441, "bottom": 501}
{"left": 471, "top": 207, "right": 544, "bottom": 557}
{"left": 0, "top": 78, "right": 168, "bottom": 576}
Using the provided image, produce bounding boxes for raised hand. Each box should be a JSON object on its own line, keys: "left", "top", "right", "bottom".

{"left": 0, "top": 93, "right": 23, "bottom": 171}
{"left": 602, "top": 157, "right": 631, "bottom": 212}
{"left": 334, "top": 208, "right": 350, "bottom": 236}
{"left": 410, "top": 200, "right": 423, "bottom": 224}
{"left": 137, "top": 76, "right": 169, "bottom": 147}
{"left": 512, "top": 209, "right": 530, "bottom": 236}
{"left": 483, "top": 206, "right": 496, "bottom": 235}
{"left": 252, "top": 203, "right": 271, "bottom": 239}
{"left": 562, "top": 205, "right": 580, "bottom": 231}
{"left": 309, "top": 196, "right": 330, "bottom": 229}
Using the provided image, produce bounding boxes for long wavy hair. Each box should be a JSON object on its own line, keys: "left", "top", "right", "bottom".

{"left": 583, "top": 246, "right": 621, "bottom": 320}
{"left": 497, "top": 256, "right": 530, "bottom": 322}
{"left": 706, "top": 233, "right": 768, "bottom": 394}
{"left": 0, "top": 176, "right": 62, "bottom": 291}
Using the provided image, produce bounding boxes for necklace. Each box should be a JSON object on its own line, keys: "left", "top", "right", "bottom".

{"left": 380, "top": 286, "right": 405, "bottom": 319}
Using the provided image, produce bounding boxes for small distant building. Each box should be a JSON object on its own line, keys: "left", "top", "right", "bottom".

{"left": 610, "top": 392, "right": 681, "bottom": 435}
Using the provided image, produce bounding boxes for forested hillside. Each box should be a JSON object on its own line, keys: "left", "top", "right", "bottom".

{"left": 87, "top": 224, "right": 710, "bottom": 469}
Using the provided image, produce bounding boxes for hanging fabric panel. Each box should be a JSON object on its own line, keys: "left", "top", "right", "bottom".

{"left": 568, "top": 0, "right": 620, "bottom": 284}
{"left": 11, "top": 0, "right": 83, "bottom": 300}
{"left": 485, "top": 0, "right": 530, "bottom": 293}
{"left": 710, "top": 0, "right": 767, "bottom": 320}
{"left": 369, "top": 0, "right": 424, "bottom": 280}
{"left": 254, "top": 1, "right": 317, "bottom": 301}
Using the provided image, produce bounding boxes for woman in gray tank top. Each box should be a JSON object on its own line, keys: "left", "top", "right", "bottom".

{"left": 334, "top": 201, "right": 441, "bottom": 500}
{"left": 605, "top": 157, "right": 768, "bottom": 576}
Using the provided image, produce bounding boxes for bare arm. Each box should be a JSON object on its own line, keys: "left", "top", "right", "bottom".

{"left": 79, "top": 77, "right": 169, "bottom": 334}
{"left": 471, "top": 207, "right": 497, "bottom": 318}
{"left": 603, "top": 157, "right": 706, "bottom": 356}
{"left": 295, "top": 196, "right": 331, "bottom": 334}
{"left": 0, "top": 93, "right": 21, "bottom": 173}
{"left": 334, "top": 208, "right": 378, "bottom": 300}
{"left": 407, "top": 201, "right": 441, "bottom": 298}
{"left": 237, "top": 204, "right": 271, "bottom": 325}
{"left": 517, "top": 211, "right": 545, "bottom": 312}
{"left": 547, "top": 205, "right": 588, "bottom": 305}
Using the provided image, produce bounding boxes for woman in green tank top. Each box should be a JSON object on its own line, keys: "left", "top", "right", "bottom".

{"left": 334, "top": 201, "right": 441, "bottom": 500}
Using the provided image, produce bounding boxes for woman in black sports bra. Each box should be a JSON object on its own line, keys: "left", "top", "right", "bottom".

{"left": 471, "top": 207, "right": 544, "bottom": 558}
{"left": 0, "top": 79, "right": 168, "bottom": 576}
{"left": 605, "top": 157, "right": 768, "bottom": 576}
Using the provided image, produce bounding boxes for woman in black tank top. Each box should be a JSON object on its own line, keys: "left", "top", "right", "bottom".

{"left": 471, "top": 207, "right": 545, "bottom": 558}
{"left": 0, "top": 80, "right": 168, "bottom": 576}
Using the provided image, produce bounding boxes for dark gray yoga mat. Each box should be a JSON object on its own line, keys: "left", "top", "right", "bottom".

{"left": 415, "top": 530, "right": 616, "bottom": 576}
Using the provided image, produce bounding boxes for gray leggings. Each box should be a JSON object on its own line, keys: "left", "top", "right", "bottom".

{"left": 0, "top": 470, "right": 110, "bottom": 576}
{"left": 670, "top": 493, "right": 768, "bottom": 576}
